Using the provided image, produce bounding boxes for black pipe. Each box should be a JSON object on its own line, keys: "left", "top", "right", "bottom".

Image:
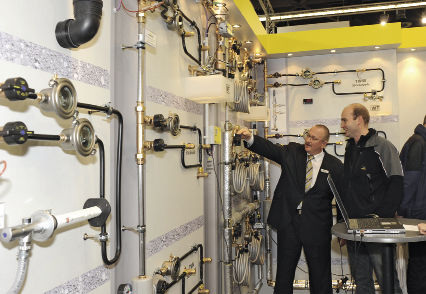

{"left": 331, "top": 68, "right": 385, "bottom": 95}
{"left": 178, "top": 9, "right": 202, "bottom": 65}
{"left": 188, "top": 281, "right": 203, "bottom": 294}
{"left": 180, "top": 125, "right": 202, "bottom": 169}
{"left": 55, "top": 0, "right": 103, "bottom": 49}
{"left": 163, "top": 244, "right": 204, "bottom": 293}
{"left": 80, "top": 103, "right": 123, "bottom": 265}
{"left": 181, "top": 275, "right": 186, "bottom": 294}
{"left": 27, "top": 134, "right": 61, "bottom": 141}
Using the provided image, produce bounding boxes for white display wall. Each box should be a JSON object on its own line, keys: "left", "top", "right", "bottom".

{"left": 0, "top": 0, "right": 113, "bottom": 293}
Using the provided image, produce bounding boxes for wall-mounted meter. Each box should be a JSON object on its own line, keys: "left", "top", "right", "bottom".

{"left": 39, "top": 77, "right": 77, "bottom": 119}
{"left": 60, "top": 118, "right": 96, "bottom": 156}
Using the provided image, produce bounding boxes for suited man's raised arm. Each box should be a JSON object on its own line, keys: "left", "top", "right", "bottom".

{"left": 245, "top": 135, "right": 286, "bottom": 165}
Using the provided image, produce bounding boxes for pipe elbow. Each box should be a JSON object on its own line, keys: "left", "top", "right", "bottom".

{"left": 55, "top": 0, "right": 103, "bottom": 49}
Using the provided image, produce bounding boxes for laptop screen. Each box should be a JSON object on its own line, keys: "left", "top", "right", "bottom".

{"left": 327, "top": 174, "right": 350, "bottom": 228}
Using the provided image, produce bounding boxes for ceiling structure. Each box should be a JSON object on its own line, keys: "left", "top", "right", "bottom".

{"left": 250, "top": 0, "right": 426, "bottom": 30}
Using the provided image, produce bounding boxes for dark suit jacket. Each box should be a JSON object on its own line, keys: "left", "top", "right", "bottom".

{"left": 248, "top": 135, "right": 344, "bottom": 244}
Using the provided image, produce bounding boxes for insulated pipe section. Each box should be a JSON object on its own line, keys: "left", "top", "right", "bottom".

{"left": 55, "top": 0, "right": 103, "bottom": 49}
{"left": 231, "top": 202, "right": 260, "bottom": 225}
{"left": 223, "top": 112, "right": 233, "bottom": 294}
{"left": 263, "top": 120, "right": 274, "bottom": 285}
{"left": 1, "top": 199, "right": 110, "bottom": 243}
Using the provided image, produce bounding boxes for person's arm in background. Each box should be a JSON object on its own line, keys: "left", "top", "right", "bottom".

{"left": 376, "top": 142, "right": 404, "bottom": 218}
{"left": 237, "top": 127, "right": 287, "bottom": 165}
{"left": 419, "top": 223, "right": 426, "bottom": 234}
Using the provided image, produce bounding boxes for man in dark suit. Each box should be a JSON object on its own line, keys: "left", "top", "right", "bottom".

{"left": 237, "top": 124, "right": 344, "bottom": 294}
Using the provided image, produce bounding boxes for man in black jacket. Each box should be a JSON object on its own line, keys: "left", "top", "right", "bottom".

{"left": 398, "top": 115, "right": 426, "bottom": 294}
{"left": 340, "top": 103, "right": 403, "bottom": 294}
{"left": 237, "top": 124, "right": 344, "bottom": 294}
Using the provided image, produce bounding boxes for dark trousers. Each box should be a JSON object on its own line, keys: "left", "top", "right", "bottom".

{"left": 407, "top": 241, "right": 426, "bottom": 294}
{"left": 274, "top": 214, "right": 332, "bottom": 294}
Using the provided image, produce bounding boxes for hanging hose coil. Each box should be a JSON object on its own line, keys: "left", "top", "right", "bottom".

{"left": 232, "top": 162, "right": 247, "bottom": 194}
{"left": 233, "top": 80, "right": 250, "bottom": 113}
{"left": 248, "top": 234, "right": 264, "bottom": 265}
{"left": 248, "top": 163, "right": 264, "bottom": 191}
{"left": 233, "top": 251, "right": 250, "bottom": 286}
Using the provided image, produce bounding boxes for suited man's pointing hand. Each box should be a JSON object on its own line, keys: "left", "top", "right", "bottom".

{"left": 237, "top": 127, "right": 253, "bottom": 141}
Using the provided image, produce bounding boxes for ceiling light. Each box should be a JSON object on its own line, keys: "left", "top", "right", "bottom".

{"left": 375, "top": 46, "right": 381, "bottom": 49}
{"left": 380, "top": 13, "right": 389, "bottom": 25}
{"left": 232, "top": 24, "right": 241, "bottom": 28}
{"left": 330, "top": 49, "right": 336, "bottom": 53}
{"left": 288, "top": 53, "right": 293, "bottom": 56}
{"left": 245, "top": 40, "right": 253, "bottom": 44}
{"left": 259, "top": 1, "right": 426, "bottom": 22}
{"left": 411, "top": 48, "right": 417, "bottom": 51}
{"left": 255, "top": 53, "right": 261, "bottom": 56}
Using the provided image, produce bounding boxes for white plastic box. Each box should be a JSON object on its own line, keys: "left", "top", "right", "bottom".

{"left": 185, "top": 75, "right": 234, "bottom": 104}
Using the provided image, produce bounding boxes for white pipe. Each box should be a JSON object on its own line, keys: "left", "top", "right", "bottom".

{"left": 55, "top": 206, "right": 102, "bottom": 229}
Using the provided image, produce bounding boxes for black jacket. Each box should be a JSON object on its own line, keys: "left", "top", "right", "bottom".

{"left": 343, "top": 129, "right": 403, "bottom": 218}
{"left": 398, "top": 124, "right": 426, "bottom": 218}
{"left": 248, "top": 135, "right": 344, "bottom": 243}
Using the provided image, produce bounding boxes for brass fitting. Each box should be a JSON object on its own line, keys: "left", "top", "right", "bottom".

{"left": 144, "top": 141, "right": 154, "bottom": 151}
{"left": 198, "top": 284, "right": 210, "bottom": 294}
{"left": 144, "top": 115, "right": 154, "bottom": 125}
{"left": 267, "top": 280, "right": 276, "bottom": 287}
{"left": 185, "top": 143, "right": 195, "bottom": 149}
{"left": 334, "top": 80, "right": 342, "bottom": 84}
{"left": 201, "top": 144, "right": 211, "bottom": 150}
{"left": 185, "top": 31, "right": 195, "bottom": 37}
{"left": 202, "top": 257, "right": 212, "bottom": 263}
{"left": 135, "top": 101, "right": 146, "bottom": 165}
{"left": 197, "top": 167, "right": 208, "bottom": 178}
{"left": 183, "top": 267, "right": 196, "bottom": 276}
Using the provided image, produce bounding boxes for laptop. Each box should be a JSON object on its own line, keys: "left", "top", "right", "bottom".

{"left": 327, "top": 174, "right": 405, "bottom": 234}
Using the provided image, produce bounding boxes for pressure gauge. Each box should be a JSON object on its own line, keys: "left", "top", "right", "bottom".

{"left": 309, "top": 78, "right": 324, "bottom": 89}
{"left": 300, "top": 68, "right": 314, "bottom": 79}
{"left": 39, "top": 77, "right": 77, "bottom": 119}
{"left": 60, "top": 118, "right": 96, "bottom": 156}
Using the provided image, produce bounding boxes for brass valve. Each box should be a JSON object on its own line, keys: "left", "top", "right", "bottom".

{"left": 185, "top": 143, "right": 195, "bottom": 149}
{"left": 197, "top": 167, "right": 208, "bottom": 178}
{"left": 198, "top": 284, "right": 210, "bottom": 294}
{"left": 202, "top": 257, "right": 212, "bottom": 263}
{"left": 183, "top": 267, "right": 196, "bottom": 276}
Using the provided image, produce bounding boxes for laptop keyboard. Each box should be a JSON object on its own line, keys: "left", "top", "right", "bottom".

{"left": 350, "top": 218, "right": 380, "bottom": 229}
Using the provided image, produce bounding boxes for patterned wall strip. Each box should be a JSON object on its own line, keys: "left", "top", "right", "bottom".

{"left": 0, "top": 31, "right": 109, "bottom": 89}
{"left": 289, "top": 114, "right": 399, "bottom": 128}
{"left": 45, "top": 265, "right": 111, "bottom": 294}
{"left": 146, "top": 86, "right": 203, "bottom": 115}
{"left": 147, "top": 215, "right": 204, "bottom": 258}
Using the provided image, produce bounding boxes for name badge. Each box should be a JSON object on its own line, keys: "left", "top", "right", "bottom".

{"left": 320, "top": 168, "right": 329, "bottom": 174}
